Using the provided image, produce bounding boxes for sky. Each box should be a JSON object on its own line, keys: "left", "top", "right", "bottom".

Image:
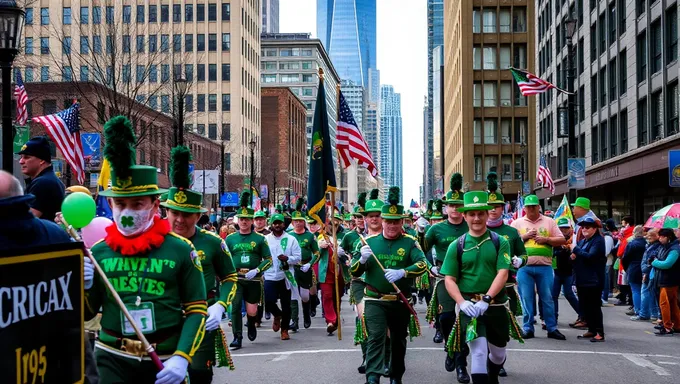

{"left": 279, "top": 0, "right": 427, "bottom": 205}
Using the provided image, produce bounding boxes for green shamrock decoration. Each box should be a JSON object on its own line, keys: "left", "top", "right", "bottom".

{"left": 121, "top": 216, "right": 134, "bottom": 228}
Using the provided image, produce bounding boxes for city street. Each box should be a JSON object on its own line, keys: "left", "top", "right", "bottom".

{"left": 215, "top": 296, "right": 680, "bottom": 383}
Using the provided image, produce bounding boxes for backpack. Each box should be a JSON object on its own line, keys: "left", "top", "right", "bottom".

{"left": 456, "top": 231, "right": 501, "bottom": 266}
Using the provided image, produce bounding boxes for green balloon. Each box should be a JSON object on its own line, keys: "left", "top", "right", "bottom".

{"left": 61, "top": 192, "right": 96, "bottom": 229}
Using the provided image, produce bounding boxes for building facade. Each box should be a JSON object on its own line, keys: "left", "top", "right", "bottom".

{"left": 432, "top": 45, "right": 445, "bottom": 196}
{"left": 262, "top": 0, "right": 279, "bottom": 33}
{"left": 443, "top": 0, "right": 536, "bottom": 193}
{"left": 17, "top": 0, "right": 260, "bottom": 185}
{"left": 380, "top": 84, "right": 403, "bottom": 194}
{"left": 260, "top": 87, "right": 307, "bottom": 203}
{"left": 316, "top": 0, "right": 376, "bottom": 87}
{"left": 425, "top": 0, "right": 444, "bottom": 201}
{"left": 536, "top": 0, "right": 680, "bottom": 223}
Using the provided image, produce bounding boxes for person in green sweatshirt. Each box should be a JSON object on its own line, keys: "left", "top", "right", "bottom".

{"left": 224, "top": 191, "right": 273, "bottom": 349}
{"left": 161, "top": 146, "right": 238, "bottom": 383}
{"left": 84, "top": 116, "right": 207, "bottom": 384}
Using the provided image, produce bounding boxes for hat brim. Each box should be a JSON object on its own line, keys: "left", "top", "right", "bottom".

{"left": 99, "top": 188, "right": 168, "bottom": 198}
{"left": 160, "top": 202, "right": 207, "bottom": 213}
{"left": 381, "top": 213, "right": 404, "bottom": 220}
{"left": 457, "top": 204, "right": 494, "bottom": 213}
{"left": 443, "top": 199, "right": 464, "bottom": 205}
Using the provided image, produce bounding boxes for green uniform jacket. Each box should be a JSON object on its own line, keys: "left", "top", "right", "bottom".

{"left": 225, "top": 231, "right": 273, "bottom": 277}
{"left": 287, "top": 229, "right": 321, "bottom": 265}
{"left": 488, "top": 224, "right": 527, "bottom": 271}
{"left": 419, "top": 220, "right": 469, "bottom": 265}
{"left": 350, "top": 233, "right": 428, "bottom": 294}
{"left": 440, "top": 230, "right": 512, "bottom": 301}
{"left": 404, "top": 227, "right": 417, "bottom": 237}
{"left": 86, "top": 232, "right": 207, "bottom": 362}
{"left": 189, "top": 227, "right": 238, "bottom": 309}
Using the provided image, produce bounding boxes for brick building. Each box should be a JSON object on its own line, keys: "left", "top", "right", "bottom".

{"left": 260, "top": 86, "right": 307, "bottom": 204}
{"left": 19, "top": 82, "right": 221, "bottom": 196}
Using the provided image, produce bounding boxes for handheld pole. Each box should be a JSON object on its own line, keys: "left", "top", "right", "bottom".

{"left": 330, "top": 190, "right": 342, "bottom": 340}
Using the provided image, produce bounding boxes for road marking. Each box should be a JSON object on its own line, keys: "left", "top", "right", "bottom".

{"left": 658, "top": 361, "right": 679, "bottom": 365}
{"left": 272, "top": 354, "right": 290, "bottom": 362}
{"left": 623, "top": 354, "right": 671, "bottom": 376}
{"left": 231, "top": 347, "right": 680, "bottom": 361}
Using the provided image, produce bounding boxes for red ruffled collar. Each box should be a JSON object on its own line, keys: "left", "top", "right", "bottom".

{"left": 105, "top": 216, "right": 170, "bottom": 256}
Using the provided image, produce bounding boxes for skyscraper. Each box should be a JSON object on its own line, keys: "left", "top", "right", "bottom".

{"left": 262, "top": 0, "right": 279, "bottom": 33}
{"left": 317, "top": 0, "right": 376, "bottom": 87}
{"left": 425, "top": 0, "right": 444, "bottom": 201}
{"left": 380, "top": 85, "right": 403, "bottom": 194}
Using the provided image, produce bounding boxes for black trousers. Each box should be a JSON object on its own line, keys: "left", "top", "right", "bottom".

{"left": 578, "top": 285, "right": 604, "bottom": 334}
{"left": 264, "top": 279, "right": 292, "bottom": 331}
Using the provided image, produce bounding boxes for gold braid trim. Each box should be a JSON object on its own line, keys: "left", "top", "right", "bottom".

{"left": 164, "top": 199, "right": 203, "bottom": 210}
{"left": 111, "top": 184, "right": 159, "bottom": 193}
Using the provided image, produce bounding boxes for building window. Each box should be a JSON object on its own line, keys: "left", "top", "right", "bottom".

{"left": 161, "top": 64, "right": 170, "bottom": 82}
{"left": 197, "top": 64, "right": 205, "bottom": 81}
{"left": 483, "top": 9, "right": 496, "bottom": 33}
{"left": 590, "top": 24, "right": 597, "bottom": 63}
{"left": 161, "top": 5, "right": 169, "bottom": 22}
{"left": 513, "top": 8, "right": 526, "bottom": 32}
{"left": 149, "top": 5, "right": 157, "bottom": 22}
{"left": 499, "top": 46, "right": 511, "bottom": 69}
{"left": 208, "top": 64, "right": 217, "bottom": 81}
{"left": 40, "top": 66, "right": 49, "bottom": 82}
{"left": 225, "top": 153, "right": 231, "bottom": 171}
{"left": 473, "top": 47, "right": 482, "bottom": 69}
{"left": 473, "top": 82, "right": 482, "bottom": 107}
{"left": 514, "top": 82, "right": 527, "bottom": 106}
{"left": 122, "top": 35, "right": 130, "bottom": 53}
{"left": 579, "top": 133, "right": 586, "bottom": 157}
{"left": 197, "top": 4, "right": 205, "bottom": 22}
{"left": 281, "top": 74, "right": 299, "bottom": 83}
{"left": 173, "top": 34, "right": 182, "bottom": 52}
{"left": 63, "top": 7, "right": 72, "bottom": 25}
{"left": 483, "top": 47, "right": 497, "bottom": 69}
{"left": 148, "top": 96, "right": 158, "bottom": 110}
{"left": 484, "top": 120, "right": 497, "bottom": 144}
{"left": 473, "top": 120, "right": 482, "bottom": 144}
{"left": 579, "top": 85, "right": 585, "bottom": 122}
{"left": 599, "top": 13, "right": 606, "bottom": 53}
{"left": 608, "top": 3, "right": 616, "bottom": 46}
{"left": 40, "top": 8, "right": 49, "bottom": 25}
{"left": 636, "top": 0, "right": 646, "bottom": 17}
{"left": 123, "top": 5, "right": 131, "bottom": 23}
{"left": 209, "top": 124, "right": 217, "bottom": 140}
{"left": 651, "top": 91, "right": 663, "bottom": 140}
{"left": 618, "top": 0, "right": 626, "bottom": 35}
{"left": 637, "top": 32, "right": 647, "bottom": 83}
{"left": 501, "top": 119, "right": 512, "bottom": 143}
{"left": 185, "top": 95, "right": 194, "bottom": 112}
{"left": 474, "top": 156, "right": 483, "bottom": 181}
{"left": 651, "top": 20, "right": 662, "bottom": 74}
{"left": 197, "top": 124, "right": 205, "bottom": 135}
{"left": 591, "top": 74, "right": 598, "bottom": 111}
{"left": 136, "top": 65, "right": 144, "bottom": 83}
{"left": 24, "top": 37, "right": 33, "bottom": 54}
{"left": 609, "top": 58, "right": 616, "bottom": 103}
{"left": 667, "top": 6, "right": 678, "bottom": 64}
{"left": 25, "top": 8, "right": 33, "bottom": 25}
{"left": 208, "top": 3, "right": 217, "bottom": 21}
{"left": 484, "top": 155, "right": 498, "bottom": 174}
{"left": 499, "top": 8, "right": 511, "bottom": 33}
{"left": 668, "top": 82, "right": 679, "bottom": 135}
{"left": 149, "top": 35, "right": 157, "bottom": 52}
{"left": 500, "top": 82, "right": 512, "bottom": 106}
{"left": 619, "top": 49, "right": 627, "bottom": 96}
{"left": 63, "top": 37, "right": 71, "bottom": 54}
{"left": 173, "top": 4, "right": 181, "bottom": 22}
{"left": 209, "top": 94, "right": 217, "bottom": 111}
{"left": 161, "top": 34, "right": 169, "bottom": 52}
{"left": 222, "top": 94, "right": 231, "bottom": 111}
{"left": 185, "top": 64, "right": 194, "bottom": 81}
{"left": 137, "top": 5, "right": 145, "bottom": 23}
{"left": 514, "top": 118, "right": 527, "bottom": 144}
{"left": 473, "top": 9, "right": 481, "bottom": 33}
{"left": 611, "top": 115, "right": 618, "bottom": 157}
{"left": 600, "top": 121, "right": 608, "bottom": 160}
{"left": 222, "top": 64, "right": 230, "bottom": 81}
{"left": 62, "top": 66, "right": 72, "bottom": 81}
{"left": 591, "top": 126, "right": 599, "bottom": 164}
{"left": 513, "top": 45, "right": 527, "bottom": 68}
{"left": 197, "top": 34, "right": 205, "bottom": 51}
{"left": 222, "top": 3, "right": 231, "bottom": 21}
{"left": 621, "top": 109, "right": 628, "bottom": 152}
{"left": 208, "top": 34, "right": 217, "bottom": 51}
{"left": 106, "top": 6, "right": 114, "bottom": 24}
{"left": 93, "top": 6, "right": 101, "bottom": 24}
{"left": 514, "top": 156, "right": 522, "bottom": 180}
{"left": 262, "top": 74, "right": 276, "bottom": 83}
{"left": 136, "top": 35, "right": 145, "bottom": 53}
{"left": 578, "top": 38, "right": 584, "bottom": 75}
{"left": 80, "top": 66, "right": 88, "bottom": 82}
{"left": 483, "top": 83, "right": 497, "bottom": 107}
{"left": 149, "top": 65, "right": 157, "bottom": 83}
{"left": 638, "top": 97, "right": 648, "bottom": 146}
{"left": 122, "top": 65, "right": 131, "bottom": 83}
{"left": 221, "top": 33, "right": 231, "bottom": 51}
{"left": 197, "top": 94, "right": 205, "bottom": 112}
{"left": 40, "top": 37, "right": 49, "bottom": 54}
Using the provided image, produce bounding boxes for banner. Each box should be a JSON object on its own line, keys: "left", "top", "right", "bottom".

{"left": 12, "top": 125, "right": 30, "bottom": 152}
{"left": 554, "top": 195, "right": 575, "bottom": 225}
{"left": 80, "top": 133, "right": 101, "bottom": 170}
{"left": 0, "top": 243, "right": 85, "bottom": 384}
{"left": 567, "top": 158, "right": 586, "bottom": 189}
{"left": 669, "top": 150, "right": 680, "bottom": 187}
{"left": 193, "top": 170, "right": 219, "bottom": 194}
{"left": 260, "top": 184, "right": 268, "bottom": 199}
{"left": 220, "top": 192, "right": 239, "bottom": 207}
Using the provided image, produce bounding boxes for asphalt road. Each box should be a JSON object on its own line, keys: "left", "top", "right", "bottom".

{"left": 214, "top": 295, "right": 680, "bottom": 384}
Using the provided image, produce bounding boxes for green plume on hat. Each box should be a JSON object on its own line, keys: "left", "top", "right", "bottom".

{"left": 427, "top": 199, "right": 433, "bottom": 211}
{"left": 169, "top": 146, "right": 192, "bottom": 189}
{"left": 435, "top": 199, "right": 443, "bottom": 213}
{"left": 486, "top": 172, "right": 498, "bottom": 193}
{"left": 369, "top": 188, "right": 379, "bottom": 200}
{"left": 450, "top": 172, "right": 463, "bottom": 192}
{"left": 295, "top": 197, "right": 305, "bottom": 211}
{"left": 387, "top": 186, "right": 400, "bottom": 206}
{"left": 239, "top": 190, "right": 251, "bottom": 208}
{"left": 357, "top": 192, "right": 367, "bottom": 209}
{"left": 103, "top": 116, "right": 136, "bottom": 179}
{"left": 275, "top": 204, "right": 283, "bottom": 213}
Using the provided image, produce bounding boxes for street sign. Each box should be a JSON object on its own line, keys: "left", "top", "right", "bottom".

{"left": 89, "top": 173, "right": 99, "bottom": 188}
{"left": 81, "top": 133, "right": 101, "bottom": 170}
{"left": 669, "top": 150, "right": 680, "bottom": 187}
{"left": 220, "top": 192, "right": 239, "bottom": 207}
{"left": 193, "top": 170, "right": 219, "bottom": 194}
{"left": 260, "top": 184, "right": 268, "bottom": 198}
{"left": 568, "top": 158, "right": 586, "bottom": 189}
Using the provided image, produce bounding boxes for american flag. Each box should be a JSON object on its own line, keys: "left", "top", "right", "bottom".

{"left": 33, "top": 102, "right": 86, "bottom": 184}
{"left": 515, "top": 192, "right": 525, "bottom": 219}
{"left": 511, "top": 68, "right": 565, "bottom": 96}
{"left": 336, "top": 92, "right": 378, "bottom": 177}
{"left": 537, "top": 154, "right": 555, "bottom": 194}
{"left": 14, "top": 71, "right": 28, "bottom": 126}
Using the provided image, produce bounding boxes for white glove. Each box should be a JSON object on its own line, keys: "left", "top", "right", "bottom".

{"left": 430, "top": 266, "right": 439, "bottom": 276}
{"left": 384, "top": 269, "right": 405, "bottom": 283}
{"left": 301, "top": 263, "right": 311, "bottom": 272}
{"left": 459, "top": 301, "right": 477, "bottom": 318}
{"left": 155, "top": 355, "right": 189, "bottom": 384}
{"left": 337, "top": 247, "right": 346, "bottom": 257}
{"left": 512, "top": 256, "right": 523, "bottom": 269}
{"left": 319, "top": 238, "right": 329, "bottom": 249}
{"left": 474, "top": 300, "right": 490, "bottom": 317}
{"left": 205, "top": 303, "right": 226, "bottom": 331}
{"left": 245, "top": 269, "right": 259, "bottom": 280}
{"left": 84, "top": 255, "right": 94, "bottom": 290}
{"left": 416, "top": 217, "right": 429, "bottom": 233}
{"left": 359, "top": 245, "right": 372, "bottom": 264}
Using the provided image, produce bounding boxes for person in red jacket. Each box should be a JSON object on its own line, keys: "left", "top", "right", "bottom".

{"left": 615, "top": 216, "right": 635, "bottom": 307}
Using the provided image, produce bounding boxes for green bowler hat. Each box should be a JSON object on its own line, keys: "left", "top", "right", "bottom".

{"left": 160, "top": 146, "right": 207, "bottom": 213}
{"left": 235, "top": 191, "right": 254, "bottom": 218}
{"left": 457, "top": 191, "right": 494, "bottom": 213}
{"left": 364, "top": 188, "right": 384, "bottom": 214}
{"left": 99, "top": 116, "right": 167, "bottom": 198}
{"left": 571, "top": 197, "right": 591, "bottom": 210}
{"left": 443, "top": 173, "right": 465, "bottom": 204}
{"left": 486, "top": 172, "right": 505, "bottom": 205}
{"left": 381, "top": 186, "right": 404, "bottom": 219}
{"left": 524, "top": 194, "right": 540, "bottom": 206}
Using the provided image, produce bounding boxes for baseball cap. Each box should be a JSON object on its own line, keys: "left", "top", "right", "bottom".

{"left": 556, "top": 217, "right": 571, "bottom": 227}
{"left": 16, "top": 136, "right": 52, "bottom": 162}
{"left": 524, "top": 195, "right": 540, "bottom": 206}
{"left": 270, "top": 213, "right": 285, "bottom": 223}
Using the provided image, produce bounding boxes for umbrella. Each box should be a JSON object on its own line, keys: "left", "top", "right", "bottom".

{"left": 645, "top": 203, "right": 680, "bottom": 228}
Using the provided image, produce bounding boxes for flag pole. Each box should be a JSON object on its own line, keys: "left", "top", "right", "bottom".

{"left": 333, "top": 80, "right": 343, "bottom": 341}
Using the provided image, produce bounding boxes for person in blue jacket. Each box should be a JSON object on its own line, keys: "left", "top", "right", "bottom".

{"left": 569, "top": 217, "right": 606, "bottom": 342}
{"left": 651, "top": 228, "right": 680, "bottom": 336}
{"left": 622, "top": 226, "right": 647, "bottom": 319}
{"left": 640, "top": 229, "right": 662, "bottom": 321}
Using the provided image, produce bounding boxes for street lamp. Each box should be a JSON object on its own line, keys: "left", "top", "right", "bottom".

{"left": 249, "top": 139, "right": 256, "bottom": 205}
{"left": 563, "top": 16, "right": 578, "bottom": 203}
{"left": 0, "top": 1, "right": 24, "bottom": 173}
{"left": 173, "top": 77, "right": 189, "bottom": 146}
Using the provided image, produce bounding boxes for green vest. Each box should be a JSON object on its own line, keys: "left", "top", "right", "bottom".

{"left": 189, "top": 227, "right": 238, "bottom": 308}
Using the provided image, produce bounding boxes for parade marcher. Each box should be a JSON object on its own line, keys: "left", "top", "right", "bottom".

{"left": 16, "top": 136, "right": 65, "bottom": 221}
{"left": 224, "top": 191, "right": 273, "bottom": 349}
{"left": 84, "top": 116, "right": 207, "bottom": 384}
{"left": 264, "top": 213, "right": 302, "bottom": 340}
{"left": 442, "top": 190, "right": 523, "bottom": 384}
{"left": 316, "top": 207, "right": 346, "bottom": 335}
{"left": 308, "top": 215, "right": 323, "bottom": 317}
{"left": 418, "top": 173, "right": 470, "bottom": 383}
{"left": 351, "top": 186, "right": 428, "bottom": 384}
{"left": 253, "top": 209, "right": 271, "bottom": 326}
{"left": 161, "top": 146, "right": 238, "bottom": 382}
{"left": 403, "top": 212, "right": 417, "bottom": 237}
{"left": 429, "top": 199, "right": 444, "bottom": 224}
{"left": 288, "top": 198, "right": 321, "bottom": 331}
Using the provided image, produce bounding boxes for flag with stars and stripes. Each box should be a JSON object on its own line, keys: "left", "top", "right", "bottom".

{"left": 336, "top": 91, "right": 378, "bottom": 177}
{"left": 510, "top": 67, "right": 570, "bottom": 96}
{"left": 515, "top": 192, "right": 525, "bottom": 219}
{"left": 32, "top": 102, "right": 85, "bottom": 185}
{"left": 537, "top": 154, "right": 555, "bottom": 195}
{"left": 14, "top": 71, "right": 28, "bottom": 126}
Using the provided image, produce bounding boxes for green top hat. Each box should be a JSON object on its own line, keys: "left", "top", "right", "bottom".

{"left": 430, "top": 199, "right": 444, "bottom": 220}
{"left": 99, "top": 116, "right": 167, "bottom": 198}
{"left": 381, "top": 186, "right": 404, "bottom": 219}
{"left": 305, "top": 215, "right": 316, "bottom": 224}
{"left": 235, "top": 191, "right": 254, "bottom": 218}
{"left": 161, "top": 146, "right": 207, "bottom": 213}
{"left": 159, "top": 192, "right": 168, "bottom": 203}
{"left": 405, "top": 211, "right": 414, "bottom": 219}
{"left": 571, "top": 197, "right": 591, "bottom": 210}
{"left": 457, "top": 191, "right": 494, "bottom": 212}
{"left": 524, "top": 194, "right": 540, "bottom": 206}
{"left": 423, "top": 199, "right": 434, "bottom": 219}
{"left": 364, "top": 188, "right": 384, "bottom": 214}
{"left": 254, "top": 210, "right": 267, "bottom": 219}
{"left": 291, "top": 198, "right": 307, "bottom": 220}
{"left": 443, "top": 173, "right": 465, "bottom": 204}
{"left": 486, "top": 172, "right": 505, "bottom": 205}
{"left": 344, "top": 213, "right": 352, "bottom": 221}
{"left": 352, "top": 192, "right": 367, "bottom": 217}
{"left": 556, "top": 217, "right": 572, "bottom": 227}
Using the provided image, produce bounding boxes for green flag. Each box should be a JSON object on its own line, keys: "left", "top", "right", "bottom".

{"left": 306, "top": 71, "right": 337, "bottom": 225}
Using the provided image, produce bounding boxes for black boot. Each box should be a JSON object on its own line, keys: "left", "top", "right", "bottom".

{"left": 229, "top": 333, "right": 243, "bottom": 350}
{"left": 290, "top": 319, "right": 299, "bottom": 332}
{"left": 470, "top": 374, "right": 488, "bottom": 384}
{"left": 389, "top": 378, "right": 403, "bottom": 384}
{"left": 445, "top": 353, "right": 456, "bottom": 372}
{"left": 303, "top": 301, "right": 312, "bottom": 329}
{"left": 310, "top": 295, "right": 318, "bottom": 317}
{"left": 382, "top": 336, "right": 391, "bottom": 377}
{"left": 487, "top": 357, "right": 505, "bottom": 384}
{"left": 365, "top": 375, "right": 380, "bottom": 384}
{"left": 246, "top": 316, "right": 258, "bottom": 341}
{"left": 358, "top": 341, "right": 367, "bottom": 374}
{"left": 456, "top": 366, "right": 471, "bottom": 383}
{"left": 433, "top": 329, "right": 443, "bottom": 343}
